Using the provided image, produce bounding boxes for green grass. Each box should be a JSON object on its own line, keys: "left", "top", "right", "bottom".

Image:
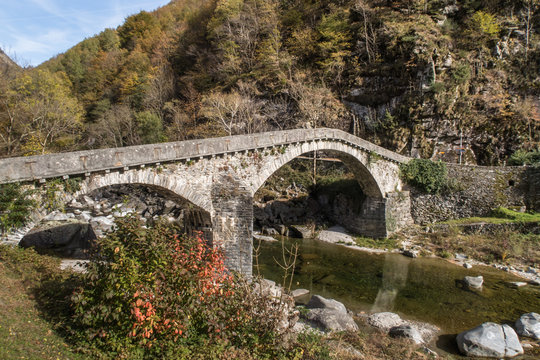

{"left": 353, "top": 236, "right": 398, "bottom": 250}
{"left": 441, "top": 207, "right": 540, "bottom": 225}
{"left": 0, "top": 246, "right": 88, "bottom": 360}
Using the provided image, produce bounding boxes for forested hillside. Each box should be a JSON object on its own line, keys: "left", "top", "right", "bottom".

{"left": 0, "top": 0, "right": 538, "bottom": 165}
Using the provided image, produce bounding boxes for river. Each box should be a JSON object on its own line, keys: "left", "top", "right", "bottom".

{"left": 255, "top": 237, "right": 540, "bottom": 354}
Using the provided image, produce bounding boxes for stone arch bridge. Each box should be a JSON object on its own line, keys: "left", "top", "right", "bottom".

{"left": 0, "top": 128, "right": 413, "bottom": 275}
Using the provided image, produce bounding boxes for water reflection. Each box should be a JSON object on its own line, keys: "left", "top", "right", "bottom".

{"left": 372, "top": 254, "right": 410, "bottom": 312}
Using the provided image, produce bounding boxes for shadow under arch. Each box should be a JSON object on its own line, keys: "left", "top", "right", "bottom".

{"left": 83, "top": 183, "right": 213, "bottom": 242}
{"left": 26, "top": 182, "right": 214, "bottom": 246}
{"left": 252, "top": 149, "right": 384, "bottom": 199}
{"left": 252, "top": 148, "right": 389, "bottom": 238}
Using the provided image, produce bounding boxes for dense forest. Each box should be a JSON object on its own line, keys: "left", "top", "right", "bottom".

{"left": 0, "top": 0, "right": 539, "bottom": 165}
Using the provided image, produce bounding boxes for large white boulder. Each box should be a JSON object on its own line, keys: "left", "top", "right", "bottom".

{"left": 456, "top": 322, "right": 523, "bottom": 358}
{"left": 515, "top": 312, "right": 540, "bottom": 340}
{"left": 303, "top": 295, "right": 358, "bottom": 332}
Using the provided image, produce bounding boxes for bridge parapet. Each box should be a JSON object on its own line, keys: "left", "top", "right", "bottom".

{"left": 0, "top": 128, "right": 409, "bottom": 184}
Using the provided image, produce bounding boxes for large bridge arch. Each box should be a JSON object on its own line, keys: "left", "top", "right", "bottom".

{"left": 249, "top": 140, "right": 391, "bottom": 198}
{"left": 244, "top": 139, "right": 408, "bottom": 239}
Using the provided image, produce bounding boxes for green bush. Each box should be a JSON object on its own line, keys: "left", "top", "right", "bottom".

{"left": 71, "top": 215, "right": 293, "bottom": 359}
{"left": 399, "top": 159, "right": 448, "bottom": 194}
{"left": 0, "top": 183, "right": 35, "bottom": 233}
{"left": 507, "top": 149, "right": 540, "bottom": 166}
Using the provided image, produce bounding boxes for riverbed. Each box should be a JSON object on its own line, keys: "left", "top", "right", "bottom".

{"left": 255, "top": 237, "right": 540, "bottom": 337}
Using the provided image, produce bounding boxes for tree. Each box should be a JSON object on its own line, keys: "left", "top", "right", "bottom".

{"left": 470, "top": 11, "right": 500, "bottom": 43}
{"left": 135, "top": 111, "right": 165, "bottom": 144}
{"left": 88, "top": 104, "right": 135, "bottom": 148}
{"left": 288, "top": 74, "right": 349, "bottom": 130}
{"left": 200, "top": 82, "right": 265, "bottom": 135}
{"left": 143, "top": 63, "right": 175, "bottom": 118}
{"left": 207, "top": 0, "right": 282, "bottom": 85}
{"left": 0, "top": 70, "right": 82, "bottom": 155}
{"left": 316, "top": 7, "right": 353, "bottom": 87}
{"left": 118, "top": 11, "right": 160, "bottom": 51}
{"left": 353, "top": 0, "right": 378, "bottom": 64}
{"left": 0, "top": 76, "right": 25, "bottom": 156}
{"left": 520, "top": 0, "right": 540, "bottom": 59}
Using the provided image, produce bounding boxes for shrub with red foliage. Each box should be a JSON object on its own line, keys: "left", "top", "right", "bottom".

{"left": 70, "top": 215, "right": 290, "bottom": 358}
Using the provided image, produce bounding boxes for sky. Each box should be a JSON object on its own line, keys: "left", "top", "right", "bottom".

{"left": 0, "top": 0, "right": 171, "bottom": 67}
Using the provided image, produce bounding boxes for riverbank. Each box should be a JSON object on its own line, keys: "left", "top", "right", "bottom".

{"left": 0, "top": 243, "right": 454, "bottom": 360}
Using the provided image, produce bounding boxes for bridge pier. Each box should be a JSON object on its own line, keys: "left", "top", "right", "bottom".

{"left": 355, "top": 196, "right": 388, "bottom": 238}
{"left": 211, "top": 175, "right": 253, "bottom": 276}
{"left": 331, "top": 192, "right": 413, "bottom": 239}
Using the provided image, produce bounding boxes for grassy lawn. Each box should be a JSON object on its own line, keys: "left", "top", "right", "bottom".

{"left": 0, "top": 247, "right": 87, "bottom": 360}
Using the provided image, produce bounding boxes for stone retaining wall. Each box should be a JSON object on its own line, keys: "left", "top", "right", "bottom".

{"left": 411, "top": 165, "right": 539, "bottom": 224}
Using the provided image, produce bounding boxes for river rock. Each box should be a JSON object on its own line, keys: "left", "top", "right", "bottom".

{"left": 367, "top": 312, "right": 404, "bottom": 332}
{"left": 408, "top": 320, "right": 440, "bottom": 344}
{"left": 290, "top": 225, "right": 314, "bottom": 239}
{"left": 515, "top": 312, "right": 540, "bottom": 339}
{"left": 464, "top": 275, "right": 483, "bottom": 289}
{"left": 509, "top": 282, "right": 528, "bottom": 288}
{"left": 464, "top": 263, "right": 473, "bottom": 269}
{"left": 307, "top": 294, "right": 347, "bottom": 313}
{"left": 317, "top": 226, "right": 355, "bottom": 245}
{"left": 90, "top": 216, "right": 115, "bottom": 232}
{"left": 304, "top": 308, "right": 359, "bottom": 332}
{"left": 19, "top": 222, "right": 96, "bottom": 258}
{"left": 291, "top": 288, "right": 310, "bottom": 304}
{"left": 366, "top": 312, "right": 439, "bottom": 343}
{"left": 253, "top": 233, "right": 278, "bottom": 242}
{"left": 43, "top": 211, "right": 71, "bottom": 222}
{"left": 253, "top": 279, "right": 281, "bottom": 298}
{"left": 402, "top": 249, "right": 419, "bottom": 258}
{"left": 389, "top": 324, "right": 424, "bottom": 344}
{"left": 303, "top": 295, "right": 358, "bottom": 332}
{"left": 456, "top": 322, "right": 523, "bottom": 358}
{"left": 60, "top": 259, "right": 89, "bottom": 273}
{"left": 261, "top": 226, "right": 279, "bottom": 236}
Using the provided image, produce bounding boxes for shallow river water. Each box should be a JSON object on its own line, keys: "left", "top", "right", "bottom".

{"left": 256, "top": 237, "right": 540, "bottom": 352}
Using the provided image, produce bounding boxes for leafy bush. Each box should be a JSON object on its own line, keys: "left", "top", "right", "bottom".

{"left": 399, "top": 159, "right": 448, "bottom": 194}
{"left": 71, "top": 215, "right": 293, "bottom": 358}
{"left": 507, "top": 149, "right": 540, "bottom": 166}
{"left": 0, "top": 183, "right": 35, "bottom": 233}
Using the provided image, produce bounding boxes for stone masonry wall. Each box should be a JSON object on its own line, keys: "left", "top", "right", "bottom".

{"left": 411, "top": 165, "right": 539, "bottom": 225}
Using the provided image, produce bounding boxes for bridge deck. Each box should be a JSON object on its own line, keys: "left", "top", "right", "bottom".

{"left": 0, "top": 128, "right": 409, "bottom": 184}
